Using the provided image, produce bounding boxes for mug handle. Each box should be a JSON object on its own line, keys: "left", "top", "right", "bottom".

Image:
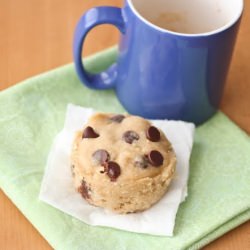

{"left": 73, "top": 7, "right": 125, "bottom": 89}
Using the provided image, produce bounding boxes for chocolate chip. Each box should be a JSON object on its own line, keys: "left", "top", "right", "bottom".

{"left": 122, "top": 131, "right": 139, "bottom": 144}
{"left": 110, "top": 114, "right": 125, "bottom": 123}
{"left": 107, "top": 161, "right": 121, "bottom": 181}
{"left": 146, "top": 126, "right": 160, "bottom": 142}
{"left": 134, "top": 156, "right": 148, "bottom": 169}
{"left": 92, "top": 149, "right": 110, "bottom": 165}
{"left": 82, "top": 126, "right": 99, "bottom": 139}
{"left": 78, "top": 180, "right": 90, "bottom": 199}
{"left": 147, "top": 150, "right": 163, "bottom": 167}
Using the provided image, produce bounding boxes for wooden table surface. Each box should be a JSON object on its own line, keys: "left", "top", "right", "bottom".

{"left": 0, "top": 0, "right": 249, "bottom": 249}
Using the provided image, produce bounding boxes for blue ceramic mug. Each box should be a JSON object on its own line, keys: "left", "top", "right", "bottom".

{"left": 73, "top": 0, "right": 243, "bottom": 124}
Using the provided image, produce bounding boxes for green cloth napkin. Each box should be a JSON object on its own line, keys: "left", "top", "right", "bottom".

{"left": 0, "top": 47, "right": 249, "bottom": 250}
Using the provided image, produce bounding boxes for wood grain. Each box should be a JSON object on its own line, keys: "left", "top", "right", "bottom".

{"left": 0, "top": 0, "right": 249, "bottom": 249}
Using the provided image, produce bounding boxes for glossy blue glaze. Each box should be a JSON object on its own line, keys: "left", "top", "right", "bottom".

{"left": 73, "top": 1, "right": 242, "bottom": 124}
{"left": 73, "top": 7, "right": 125, "bottom": 89}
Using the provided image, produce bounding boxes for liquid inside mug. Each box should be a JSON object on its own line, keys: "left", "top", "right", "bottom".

{"left": 73, "top": 0, "right": 243, "bottom": 124}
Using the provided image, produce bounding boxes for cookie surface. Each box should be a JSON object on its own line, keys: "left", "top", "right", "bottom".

{"left": 71, "top": 113, "right": 176, "bottom": 213}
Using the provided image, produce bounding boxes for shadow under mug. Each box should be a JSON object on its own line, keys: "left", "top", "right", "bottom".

{"left": 73, "top": 0, "right": 243, "bottom": 124}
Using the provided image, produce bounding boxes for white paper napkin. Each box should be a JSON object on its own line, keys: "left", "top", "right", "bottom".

{"left": 39, "top": 104, "right": 195, "bottom": 236}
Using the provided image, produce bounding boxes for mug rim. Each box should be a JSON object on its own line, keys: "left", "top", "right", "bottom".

{"left": 127, "top": 0, "right": 244, "bottom": 37}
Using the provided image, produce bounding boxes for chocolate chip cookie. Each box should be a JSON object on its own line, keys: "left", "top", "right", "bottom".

{"left": 71, "top": 113, "right": 176, "bottom": 213}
